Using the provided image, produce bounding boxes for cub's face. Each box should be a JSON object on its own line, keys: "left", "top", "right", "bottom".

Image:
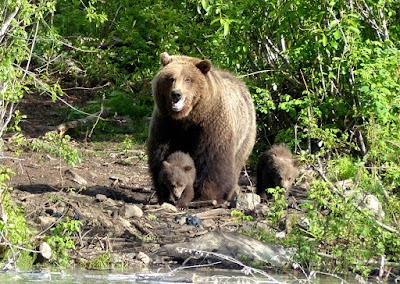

{"left": 153, "top": 54, "right": 211, "bottom": 119}
{"left": 160, "top": 162, "right": 191, "bottom": 202}
{"left": 274, "top": 163, "right": 299, "bottom": 190}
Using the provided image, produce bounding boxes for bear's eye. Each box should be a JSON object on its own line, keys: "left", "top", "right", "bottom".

{"left": 184, "top": 77, "right": 191, "bottom": 84}
{"left": 167, "top": 76, "right": 175, "bottom": 83}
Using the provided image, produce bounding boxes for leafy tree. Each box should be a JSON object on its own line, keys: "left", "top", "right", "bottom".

{"left": 1, "top": 0, "right": 399, "bottom": 277}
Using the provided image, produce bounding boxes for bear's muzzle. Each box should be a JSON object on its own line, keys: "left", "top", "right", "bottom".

{"left": 171, "top": 90, "right": 185, "bottom": 112}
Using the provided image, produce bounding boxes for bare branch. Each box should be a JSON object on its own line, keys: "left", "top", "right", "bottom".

{"left": 0, "top": 1, "right": 21, "bottom": 43}
{"left": 22, "top": 21, "right": 40, "bottom": 80}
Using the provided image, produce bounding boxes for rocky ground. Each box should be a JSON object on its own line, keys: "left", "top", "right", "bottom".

{"left": 2, "top": 94, "right": 290, "bottom": 271}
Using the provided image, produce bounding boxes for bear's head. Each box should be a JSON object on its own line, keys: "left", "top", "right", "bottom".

{"left": 160, "top": 160, "right": 193, "bottom": 201}
{"left": 152, "top": 52, "right": 212, "bottom": 119}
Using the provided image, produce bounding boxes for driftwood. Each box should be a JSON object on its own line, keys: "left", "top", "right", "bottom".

{"left": 188, "top": 200, "right": 217, "bottom": 208}
{"left": 195, "top": 208, "right": 231, "bottom": 219}
{"left": 159, "top": 230, "right": 295, "bottom": 268}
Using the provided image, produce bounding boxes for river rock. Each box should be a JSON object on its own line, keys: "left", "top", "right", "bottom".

{"left": 39, "top": 242, "right": 52, "bottom": 260}
{"left": 37, "top": 216, "right": 57, "bottom": 228}
{"left": 161, "top": 202, "right": 178, "bottom": 212}
{"left": 159, "top": 230, "right": 295, "bottom": 268}
{"left": 95, "top": 194, "right": 108, "bottom": 202}
{"left": 137, "top": 252, "right": 151, "bottom": 265}
{"left": 233, "top": 192, "right": 260, "bottom": 210}
{"left": 124, "top": 204, "right": 143, "bottom": 218}
{"left": 344, "top": 190, "right": 385, "bottom": 219}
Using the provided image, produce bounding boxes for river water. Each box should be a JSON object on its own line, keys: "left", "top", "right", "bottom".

{"left": 0, "top": 268, "right": 381, "bottom": 284}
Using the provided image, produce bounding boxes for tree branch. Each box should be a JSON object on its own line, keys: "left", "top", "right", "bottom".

{"left": 0, "top": 1, "right": 21, "bottom": 43}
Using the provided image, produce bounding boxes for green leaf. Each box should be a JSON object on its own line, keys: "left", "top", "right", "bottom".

{"left": 333, "top": 30, "right": 341, "bottom": 40}
{"left": 221, "top": 19, "right": 230, "bottom": 36}
{"left": 349, "top": 26, "right": 361, "bottom": 34}
{"left": 322, "top": 34, "right": 328, "bottom": 46}
{"left": 201, "top": 0, "right": 208, "bottom": 11}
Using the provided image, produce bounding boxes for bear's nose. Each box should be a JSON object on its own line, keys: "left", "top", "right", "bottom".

{"left": 171, "top": 90, "right": 183, "bottom": 103}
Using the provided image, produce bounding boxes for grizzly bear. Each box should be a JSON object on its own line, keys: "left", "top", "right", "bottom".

{"left": 256, "top": 144, "right": 299, "bottom": 200}
{"left": 159, "top": 151, "right": 196, "bottom": 208}
{"left": 148, "top": 52, "right": 256, "bottom": 204}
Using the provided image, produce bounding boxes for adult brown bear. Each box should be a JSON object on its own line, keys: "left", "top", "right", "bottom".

{"left": 148, "top": 52, "right": 256, "bottom": 204}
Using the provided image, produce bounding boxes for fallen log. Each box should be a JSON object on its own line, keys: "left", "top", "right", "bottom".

{"left": 158, "top": 230, "right": 295, "bottom": 268}
{"left": 50, "top": 107, "right": 112, "bottom": 135}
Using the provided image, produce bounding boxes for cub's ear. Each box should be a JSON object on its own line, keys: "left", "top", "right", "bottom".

{"left": 183, "top": 165, "right": 193, "bottom": 172}
{"left": 196, "top": 60, "right": 211, "bottom": 74}
{"left": 162, "top": 160, "right": 171, "bottom": 169}
{"left": 160, "top": 52, "right": 172, "bottom": 66}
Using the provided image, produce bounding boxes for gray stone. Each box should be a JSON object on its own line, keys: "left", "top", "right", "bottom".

{"left": 137, "top": 252, "right": 151, "bottom": 265}
{"left": 161, "top": 202, "right": 178, "bottom": 212}
{"left": 234, "top": 192, "right": 260, "bottom": 210}
{"left": 344, "top": 190, "right": 385, "bottom": 219}
{"left": 96, "top": 194, "right": 108, "bottom": 202}
{"left": 37, "top": 216, "right": 57, "bottom": 228}
{"left": 39, "top": 242, "right": 52, "bottom": 260}
{"left": 363, "top": 194, "right": 385, "bottom": 220}
{"left": 124, "top": 204, "right": 143, "bottom": 219}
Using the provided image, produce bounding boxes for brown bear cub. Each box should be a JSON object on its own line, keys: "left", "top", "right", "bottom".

{"left": 256, "top": 144, "right": 299, "bottom": 200}
{"left": 148, "top": 52, "right": 256, "bottom": 204}
{"left": 159, "top": 151, "right": 196, "bottom": 208}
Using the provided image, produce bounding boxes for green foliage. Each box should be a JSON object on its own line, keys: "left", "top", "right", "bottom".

{"left": 30, "top": 133, "right": 81, "bottom": 167}
{"left": 0, "top": 168, "right": 33, "bottom": 269}
{"left": 45, "top": 217, "right": 82, "bottom": 267}
{"left": 87, "top": 253, "right": 112, "bottom": 270}
{"left": 1, "top": 0, "right": 400, "bottom": 278}
{"left": 65, "top": 90, "right": 152, "bottom": 143}
{"left": 0, "top": 188, "right": 31, "bottom": 248}
{"left": 266, "top": 187, "right": 288, "bottom": 226}
{"left": 327, "top": 156, "right": 360, "bottom": 181}
{"left": 293, "top": 180, "right": 399, "bottom": 276}
{"left": 0, "top": 0, "right": 58, "bottom": 137}
{"left": 231, "top": 210, "right": 254, "bottom": 222}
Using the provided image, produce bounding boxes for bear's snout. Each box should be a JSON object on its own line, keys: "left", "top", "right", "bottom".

{"left": 171, "top": 90, "right": 183, "bottom": 103}
{"left": 170, "top": 89, "right": 185, "bottom": 112}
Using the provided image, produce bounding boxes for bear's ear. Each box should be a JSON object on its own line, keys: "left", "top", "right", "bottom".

{"left": 160, "top": 52, "right": 172, "bottom": 66}
{"left": 183, "top": 165, "right": 192, "bottom": 172}
{"left": 196, "top": 60, "right": 211, "bottom": 75}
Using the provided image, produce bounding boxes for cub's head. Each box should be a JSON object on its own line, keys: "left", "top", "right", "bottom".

{"left": 272, "top": 156, "right": 299, "bottom": 190}
{"left": 152, "top": 52, "right": 212, "bottom": 119}
{"left": 160, "top": 160, "right": 194, "bottom": 201}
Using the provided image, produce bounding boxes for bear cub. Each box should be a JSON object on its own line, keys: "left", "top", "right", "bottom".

{"left": 159, "top": 151, "right": 196, "bottom": 208}
{"left": 256, "top": 144, "right": 299, "bottom": 200}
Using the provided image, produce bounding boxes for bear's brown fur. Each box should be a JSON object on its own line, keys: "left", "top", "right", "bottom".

{"left": 148, "top": 52, "right": 256, "bottom": 203}
{"left": 159, "top": 151, "right": 196, "bottom": 208}
{"left": 256, "top": 144, "right": 299, "bottom": 200}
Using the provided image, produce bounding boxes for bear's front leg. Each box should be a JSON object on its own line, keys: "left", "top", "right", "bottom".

{"left": 147, "top": 118, "right": 174, "bottom": 203}
{"left": 195, "top": 150, "right": 236, "bottom": 203}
